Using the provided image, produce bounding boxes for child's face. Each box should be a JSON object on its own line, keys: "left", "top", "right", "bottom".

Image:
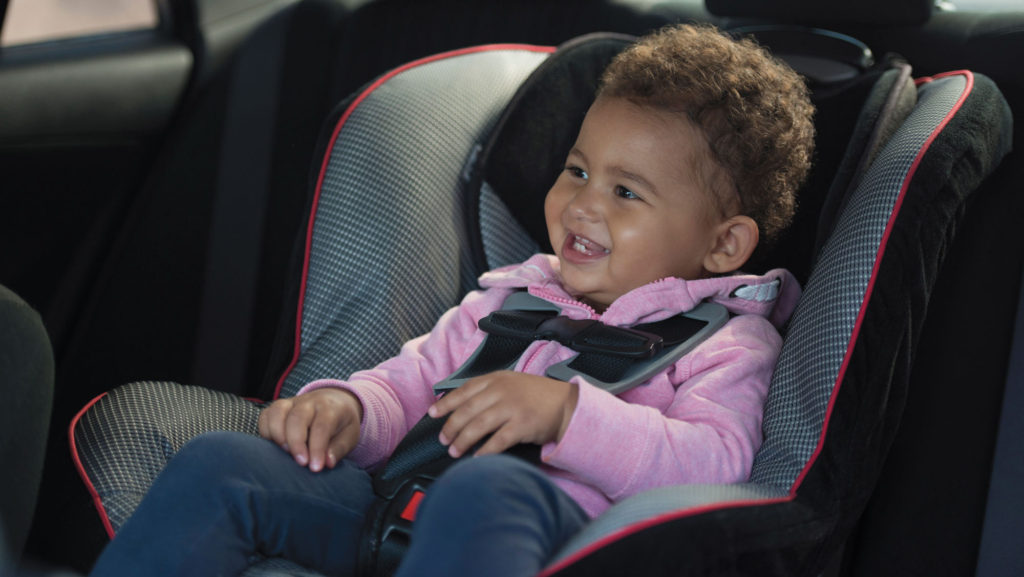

{"left": 544, "top": 96, "right": 728, "bottom": 311}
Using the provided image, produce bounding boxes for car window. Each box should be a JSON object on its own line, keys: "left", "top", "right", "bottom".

{"left": 946, "top": 0, "right": 1024, "bottom": 9}
{"left": 1, "top": 0, "right": 159, "bottom": 47}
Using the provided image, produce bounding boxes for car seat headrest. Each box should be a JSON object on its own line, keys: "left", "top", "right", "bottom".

{"left": 731, "top": 26, "right": 875, "bottom": 87}
{"left": 706, "top": 0, "right": 932, "bottom": 26}
{"left": 815, "top": 61, "right": 917, "bottom": 258}
{"left": 467, "top": 33, "right": 635, "bottom": 274}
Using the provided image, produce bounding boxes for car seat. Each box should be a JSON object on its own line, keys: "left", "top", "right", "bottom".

{"left": 70, "top": 29, "right": 1013, "bottom": 576}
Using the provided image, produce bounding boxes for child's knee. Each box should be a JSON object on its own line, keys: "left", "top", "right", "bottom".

{"left": 168, "top": 431, "right": 268, "bottom": 483}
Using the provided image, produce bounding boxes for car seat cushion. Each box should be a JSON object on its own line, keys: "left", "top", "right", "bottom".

{"left": 71, "top": 382, "right": 262, "bottom": 536}
{"left": 272, "top": 45, "right": 554, "bottom": 401}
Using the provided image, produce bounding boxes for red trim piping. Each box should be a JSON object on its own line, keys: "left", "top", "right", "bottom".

{"left": 539, "top": 496, "right": 791, "bottom": 577}
{"left": 539, "top": 70, "right": 975, "bottom": 575}
{"left": 68, "top": 392, "right": 117, "bottom": 539}
{"left": 788, "top": 69, "right": 974, "bottom": 493}
{"left": 271, "top": 43, "right": 555, "bottom": 399}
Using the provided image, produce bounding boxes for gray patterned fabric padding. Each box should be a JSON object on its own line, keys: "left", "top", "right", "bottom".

{"left": 276, "top": 48, "right": 550, "bottom": 399}
{"left": 750, "top": 74, "right": 968, "bottom": 487}
{"left": 70, "top": 46, "right": 550, "bottom": 546}
{"left": 72, "top": 382, "right": 262, "bottom": 533}
{"left": 545, "top": 73, "right": 973, "bottom": 567}
{"left": 479, "top": 181, "right": 540, "bottom": 270}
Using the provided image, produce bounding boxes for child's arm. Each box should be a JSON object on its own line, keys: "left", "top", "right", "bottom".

{"left": 428, "top": 371, "right": 579, "bottom": 458}
{"left": 259, "top": 286, "right": 510, "bottom": 472}
{"left": 542, "top": 315, "right": 781, "bottom": 499}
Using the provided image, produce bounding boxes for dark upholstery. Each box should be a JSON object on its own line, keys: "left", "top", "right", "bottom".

{"left": 0, "top": 285, "right": 53, "bottom": 563}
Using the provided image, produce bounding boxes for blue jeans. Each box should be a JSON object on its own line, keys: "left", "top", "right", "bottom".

{"left": 89, "top": 431, "right": 588, "bottom": 577}
{"left": 396, "top": 454, "right": 589, "bottom": 577}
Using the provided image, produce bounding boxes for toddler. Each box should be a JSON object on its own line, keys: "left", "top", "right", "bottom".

{"left": 89, "top": 23, "right": 814, "bottom": 577}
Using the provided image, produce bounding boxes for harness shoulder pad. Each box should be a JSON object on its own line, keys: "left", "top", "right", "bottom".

{"left": 545, "top": 301, "right": 729, "bottom": 395}
{"left": 434, "top": 291, "right": 729, "bottom": 395}
{"left": 432, "top": 292, "right": 558, "bottom": 393}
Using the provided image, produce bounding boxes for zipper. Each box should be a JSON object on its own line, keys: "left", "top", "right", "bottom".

{"left": 528, "top": 286, "right": 600, "bottom": 320}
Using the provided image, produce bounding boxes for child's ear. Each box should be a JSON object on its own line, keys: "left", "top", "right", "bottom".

{"left": 704, "top": 215, "right": 759, "bottom": 274}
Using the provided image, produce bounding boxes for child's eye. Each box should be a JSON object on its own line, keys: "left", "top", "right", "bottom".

{"left": 615, "top": 186, "right": 640, "bottom": 200}
{"left": 566, "top": 165, "right": 588, "bottom": 180}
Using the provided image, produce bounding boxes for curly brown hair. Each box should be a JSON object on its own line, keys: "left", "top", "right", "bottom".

{"left": 598, "top": 24, "right": 815, "bottom": 245}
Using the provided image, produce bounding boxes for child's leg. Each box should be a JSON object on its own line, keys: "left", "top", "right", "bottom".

{"left": 88, "top": 430, "right": 376, "bottom": 577}
{"left": 395, "top": 454, "right": 588, "bottom": 577}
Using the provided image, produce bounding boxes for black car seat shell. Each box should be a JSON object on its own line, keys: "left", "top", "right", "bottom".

{"left": 541, "top": 69, "right": 1012, "bottom": 576}
{"left": 71, "top": 26, "right": 1013, "bottom": 576}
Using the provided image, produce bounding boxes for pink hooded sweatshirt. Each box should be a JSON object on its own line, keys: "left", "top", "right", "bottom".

{"left": 299, "top": 254, "right": 801, "bottom": 517}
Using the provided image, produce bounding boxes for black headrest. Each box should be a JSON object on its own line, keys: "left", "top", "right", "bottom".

{"left": 470, "top": 33, "right": 635, "bottom": 266}
{"left": 707, "top": 0, "right": 932, "bottom": 26}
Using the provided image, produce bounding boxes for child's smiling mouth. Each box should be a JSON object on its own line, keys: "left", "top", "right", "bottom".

{"left": 562, "top": 233, "right": 610, "bottom": 264}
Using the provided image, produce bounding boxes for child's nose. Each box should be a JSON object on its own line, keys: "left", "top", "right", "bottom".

{"left": 568, "top": 186, "right": 602, "bottom": 222}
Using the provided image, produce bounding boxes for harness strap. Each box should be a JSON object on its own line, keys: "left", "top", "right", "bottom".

{"left": 434, "top": 291, "right": 729, "bottom": 395}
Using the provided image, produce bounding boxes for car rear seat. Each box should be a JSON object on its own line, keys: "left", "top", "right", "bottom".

{"left": 69, "top": 21, "right": 1013, "bottom": 576}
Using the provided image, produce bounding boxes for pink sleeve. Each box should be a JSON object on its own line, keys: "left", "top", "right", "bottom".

{"left": 295, "top": 289, "right": 503, "bottom": 469}
{"left": 540, "top": 314, "right": 781, "bottom": 501}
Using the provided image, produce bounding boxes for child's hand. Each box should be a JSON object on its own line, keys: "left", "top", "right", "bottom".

{"left": 428, "top": 371, "right": 578, "bottom": 458}
{"left": 258, "top": 388, "right": 363, "bottom": 472}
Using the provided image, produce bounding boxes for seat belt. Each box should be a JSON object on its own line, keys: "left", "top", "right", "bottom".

{"left": 358, "top": 291, "right": 729, "bottom": 577}
{"left": 975, "top": 262, "right": 1024, "bottom": 577}
{"left": 191, "top": 9, "right": 291, "bottom": 394}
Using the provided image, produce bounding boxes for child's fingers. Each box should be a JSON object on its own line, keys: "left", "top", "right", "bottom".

{"left": 283, "top": 400, "right": 316, "bottom": 467}
{"left": 326, "top": 425, "right": 360, "bottom": 469}
{"left": 438, "top": 372, "right": 578, "bottom": 457}
{"left": 470, "top": 421, "right": 523, "bottom": 457}
{"left": 305, "top": 410, "right": 337, "bottom": 472}
{"left": 306, "top": 405, "right": 356, "bottom": 472}
{"left": 443, "top": 399, "right": 509, "bottom": 458}
{"left": 258, "top": 399, "right": 292, "bottom": 449}
{"left": 301, "top": 389, "right": 364, "bottom": 471}
{"left": 428, "top": 377, "right": 486, "bottom": 418}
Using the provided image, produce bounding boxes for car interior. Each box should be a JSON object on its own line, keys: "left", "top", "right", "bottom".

{"left": 1, "top": 0, "right": 1022, "bottom": 575}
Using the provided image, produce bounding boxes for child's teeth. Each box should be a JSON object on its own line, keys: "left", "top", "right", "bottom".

{"left": 573, "top": 235, "right": 609, "bottom": 254}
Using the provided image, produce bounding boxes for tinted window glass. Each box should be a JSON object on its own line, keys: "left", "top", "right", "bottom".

{"left": 1, "top": 0, "right": 158, "bottom": 47}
